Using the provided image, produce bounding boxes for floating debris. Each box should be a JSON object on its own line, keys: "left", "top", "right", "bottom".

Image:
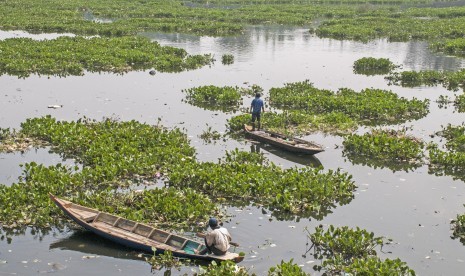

{"left": 47, "top": 104, "right": 63, "bottom": 109}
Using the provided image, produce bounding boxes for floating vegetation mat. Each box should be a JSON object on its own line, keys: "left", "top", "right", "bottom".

{"left": 228, "top": 80, "right": 429, "bottom": 135}
{"left": 221, "top": 54, "right": 234, "bottom": 65}
{"left": 431, "top": 38, "right": 465, "bottom": 57}
{"left": 307, "top": 225, "right": 415, "bottom": 275}
{"left": 0, "top": 36, "right": 213, "bottom": 77}
{"left": 353, "top": 57, "right": 397, "bottom": 76}
{"left": 386, "top": 69, "right": 465, "bottom": 92}
{"left": 0, "top": 116, "right": 356, "bottom": 237}
{"left": 168, "top": 149, "right": 357, "bottom": 221}
{"left": 0, "top": 116, "right": 206, "bottom": 233}
{"left": 428, "top": 124, "right": 465, "bottom": 182}
{"left": 342, "top": 128, "right": 425, "bottom": 172}
{"left": 183, "top": 85, "right": 242, "bottom": 112}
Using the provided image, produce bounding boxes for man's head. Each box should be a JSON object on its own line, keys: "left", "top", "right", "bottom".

{"left": 255, "top": 92, "right": 261, "bottom": 98}
{"left": 208, "top": 217, "right": 218, "bottom": 229}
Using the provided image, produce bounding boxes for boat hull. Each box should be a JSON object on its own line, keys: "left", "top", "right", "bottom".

{"left": 244, "top": 125, "right": 324, "bottom": 155}
{"left": 50, "top": 194, "right": 243, "bottom": 263}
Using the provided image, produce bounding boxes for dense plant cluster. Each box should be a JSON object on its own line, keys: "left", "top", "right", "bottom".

{"left": 386, "top": 69, "right": 465, "bottom": 92}
{"left": 183, "top": 85, "right": 242, "bottom": 112}
{"left": 353, "top": 57, "right": 396, "bottom": 75}
{"left": 431, "top": 38, "right": 465, "bottom": 57}
{"left": 199, "top": 125, "right": 222, "bottom": 143}
{"left": 342, "top": 128, "right": 425, "bottom": 172}
{"left": 0, "top": 116, "right": 208, "bottom": 231}
{"left": 227, "top": 111, "right": 358, "bottom": 135}
{"left": 245, "top": 80, "right": 429, "bottom": 134}
{"left": 269, "top": 81, "right": 428, "bottom": 123}
{"left": 0, "top": 36, "right": 213, "bottom": 77}
{"left": 221, "top": 54, "right": 235, "bottom": 65}
{"left": 0, "top": 117, "right": 356, "bottom": 232}
{"left": 308, "top": 225, "right": 415, "bottom": 275}
{"left": 314, "top": 7, "right": 465, "bottom": 56}
{"left": 228, "top": 80, "right": 428, "bottom": 135}
{"left": 168, "top": 149, "right": 356, "bottom": 220}
{"left": 428, "top": 124, "right": 465, "bottom": 181}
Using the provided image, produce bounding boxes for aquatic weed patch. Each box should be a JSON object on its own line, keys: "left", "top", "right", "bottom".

{"left": 268, "top": 81, "right": 429, "bottom": 126}
{"left": 183, "top": 85, "right": 242, "bottom": 112}
{"left": 0, "top": 116, "right": 202, "bottom": 230}
{"left": 353, "top": 57, "right": 397, "bottom": 76}
{"left": 227, "top": 111, "right": 357, "bottom": 135}
{"left": 0, "top": 36, "right": 213, "bottom": 77}
{"left": 428, "top": 124, "right": 465, "bottom": 181}
{"left": 308, "top": 225, "right": 415, "bottom": 275}
{"left": 168, "top": 150, "right": 356, "bottom": 220}
{"left": 431, "top": 38, "right": 465, "bottom": 57}
{"left": 199, "top": 125, "right": 222, "bottom": 143}
{"left": 314, "top": 8, "right": 465, "bottom": 43}
{"left": 386, "top": 69, "right": 465, "bottom": 92}
{"left": 20, "top": 116, "right": 196, "bottom": 180}
{"left": 342, "top": 128, "right": 425, "bottom": 172}
{"left": 268, "top": 259, "right": 308, "bottom": 276}
{"left": 221, "top": 54, "right": 235, "bottom": 65}
{"left": 452, "top": 214, "right": 465, "bottom": 245}
{"left": 72, "top": 188, "right": 218, "bottom": 229}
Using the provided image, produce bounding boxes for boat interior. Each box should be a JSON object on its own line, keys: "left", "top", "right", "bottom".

{"left": 68, "top": 202, "right": 205, "bottom": 254}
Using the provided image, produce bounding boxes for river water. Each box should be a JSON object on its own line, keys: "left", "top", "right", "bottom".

{"left": 1, "top": 26, "right": 465, "bottom": 275}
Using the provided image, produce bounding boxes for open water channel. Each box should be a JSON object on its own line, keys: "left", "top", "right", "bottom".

{"left": 1, "top": 26, "right": 465, "bottom": 275}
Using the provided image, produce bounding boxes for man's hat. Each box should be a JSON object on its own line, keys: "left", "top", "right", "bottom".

{"left": 208, "top": 217, "right": 218, "bottom": 227}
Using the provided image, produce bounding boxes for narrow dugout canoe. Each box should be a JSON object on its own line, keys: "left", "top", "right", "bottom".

{"left": 244, "top": 125, "right": 324, "bottom": 155}
{"left": 50, "top": 194, "right": 244, "bottom": 263}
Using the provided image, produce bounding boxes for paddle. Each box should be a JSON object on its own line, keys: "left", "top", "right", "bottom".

{"left": 196, "top": 232, "right": 240, "bottom": 247}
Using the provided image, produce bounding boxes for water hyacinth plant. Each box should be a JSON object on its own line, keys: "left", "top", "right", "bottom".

{"left": 228, "top": 80, "right": 428, "bottom": 135}
{"left": 353, "top": 57, "right": 397, "bottom": 75}
{"left": 221, "top": 54, "right": 235, "bottom": 65}
{"left": 308, "top": 225, "right": 415, "bottom": 275}
{"left": 269, "top": 81, "right": 429, "bottom": 125}
{"left": 431, "top": 38, "right": 465, "bottom": 57}
{"left": 0, "top": 116, "right": 356, "bottom": 233}
{"left": 428, "top": 124, "right": 465, "bottom": 181}
{"left": 268, "top": 259, "right": 308, "bottom": 276}
{"left": 199, "top": 125, "right": 222, "bottom": 143}
{"left": 342, "top": 128, "right": 425, "bottom": 172}
{"left": 452, "top": 214, "right": 465, "bottom": 245}
{"left": 0, "top": 116, "right": 206, "bottom": 231}
{"left": 183, "top": 85, "right": 242, "bottom": 112}
{"left": 386, "top": 69, "right": 465, "bottom": 92}
{"left": 0, "top": 36, "right": 214, "bottom": 78}
{"left": 168, "top": 149, "right": 356, "bottom": 220}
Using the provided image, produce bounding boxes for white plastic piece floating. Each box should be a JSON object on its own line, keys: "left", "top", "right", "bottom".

{"left": 47, "top": 105, "right": 63, "bottom": 109}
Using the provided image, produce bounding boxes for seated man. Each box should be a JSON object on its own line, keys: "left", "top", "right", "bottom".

{"left": 199, "top": 217, "right": 231, "bottom": 255}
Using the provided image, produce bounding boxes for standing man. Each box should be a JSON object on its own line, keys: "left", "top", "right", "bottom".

{"left": 199, "top": 217, "right": 231, "bottom": 255}
{"left": 250, "top": 92, "right": 265, "bottom": 131}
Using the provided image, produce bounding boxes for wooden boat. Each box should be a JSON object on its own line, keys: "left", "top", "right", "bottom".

{"left": 244, "top": 125, "right": 324, "bottom": 155}
{"left": 50, "top": 194, "right": 244, "bottom": 263}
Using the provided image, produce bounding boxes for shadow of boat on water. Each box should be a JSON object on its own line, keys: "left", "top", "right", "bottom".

{"left": 249, "top": 143, "right": 323, "bottom": 168}
{"left": 49, "top": 229, "right": 147, "bottom": 261}
{"left": 49, "top": 229, "right": 215, "bottom": 267}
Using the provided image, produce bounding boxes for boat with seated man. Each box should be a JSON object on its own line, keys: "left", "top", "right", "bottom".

{"left": 50, "top": 194, "right": 244, "bottom": 263}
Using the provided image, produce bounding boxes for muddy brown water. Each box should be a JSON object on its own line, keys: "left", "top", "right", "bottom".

{"left": 1, "top": 26, "right": 465, "bottom": 275}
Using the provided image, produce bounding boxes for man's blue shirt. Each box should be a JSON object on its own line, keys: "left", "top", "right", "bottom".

{"left": 251, "top": 98, "right": 264, "bottom": 113}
